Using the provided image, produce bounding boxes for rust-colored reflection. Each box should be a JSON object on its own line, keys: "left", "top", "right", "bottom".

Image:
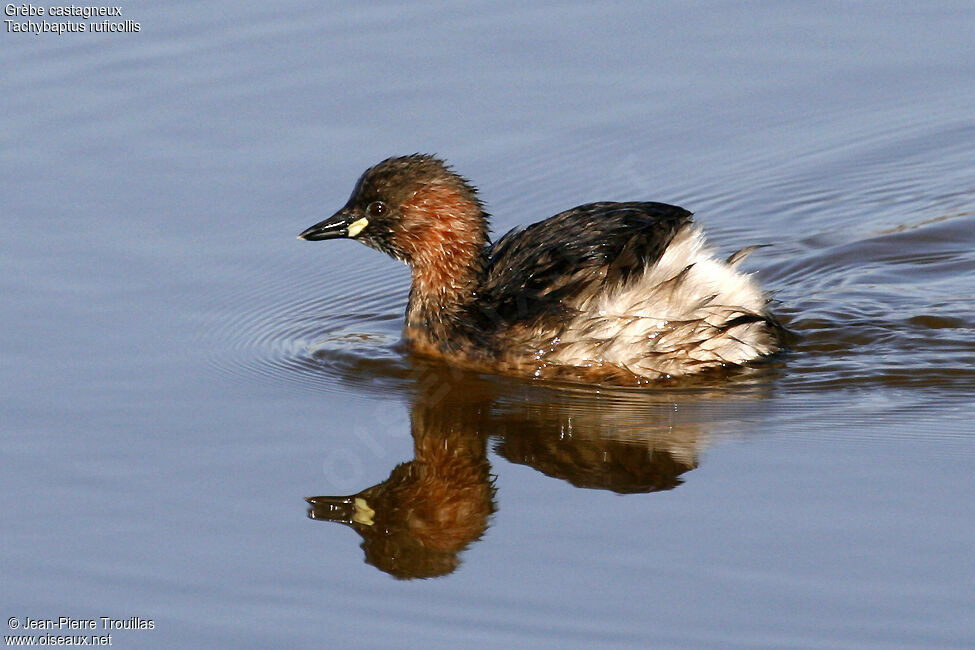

{"left": 307, "top": 380, "right": 496, "bottom": 579}
{"left": 308, "top": 365, "right": 768, "bottom": 579}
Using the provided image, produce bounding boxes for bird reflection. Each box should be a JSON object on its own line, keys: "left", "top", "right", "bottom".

{"left": 307, "top": 374, "right": 495, "bottom": 579}
{"left": 305, "top": 363, "right": 771, "bottom": 579}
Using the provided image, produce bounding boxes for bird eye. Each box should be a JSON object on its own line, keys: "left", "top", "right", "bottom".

{"left": 367, "top": 201, "right": 387, "bottom": 217}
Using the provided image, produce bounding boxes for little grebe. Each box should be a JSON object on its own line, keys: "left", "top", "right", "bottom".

{"left": 299, "top": 155, "right": 781, "bottom": 383}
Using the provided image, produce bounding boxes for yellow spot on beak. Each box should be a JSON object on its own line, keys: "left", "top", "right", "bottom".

{"left": 352, "top": 497, "right": 375, "bottom": 526}
{"left": 347, "top": 217, "right": 369, "bottom": 238}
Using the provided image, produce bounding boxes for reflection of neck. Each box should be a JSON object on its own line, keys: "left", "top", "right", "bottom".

{"left": 412, "top": 396, "right": 490, "bottom": 481}
{"left": 403, "top": 398, "right": 493, "bottom": 553}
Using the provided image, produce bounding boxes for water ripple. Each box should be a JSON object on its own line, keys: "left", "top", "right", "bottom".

{"left": 205, "top": 254, "right": 414, "bottom": 395}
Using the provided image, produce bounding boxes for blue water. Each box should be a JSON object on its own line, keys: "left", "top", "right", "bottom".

{"left": 2, "top": 2, "right": 974, "bottom": 648}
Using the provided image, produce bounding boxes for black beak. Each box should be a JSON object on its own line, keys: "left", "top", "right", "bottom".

{"left": 298, "top": 209, "right": 355, "bottom": 241}
{"left": 305, "top": 495, "right": 355, "bottom": 524}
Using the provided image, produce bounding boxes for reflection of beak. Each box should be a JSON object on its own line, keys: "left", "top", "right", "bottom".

{"left": 297, "top": 209, "right": 356, "bottom": 241}
{"left": 306, "top": 495, "right": 355, "bottom": 524}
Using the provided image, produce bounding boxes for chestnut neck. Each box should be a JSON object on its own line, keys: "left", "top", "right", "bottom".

{"left": 397, "top": 183, "right": 489, "bottom": 348}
